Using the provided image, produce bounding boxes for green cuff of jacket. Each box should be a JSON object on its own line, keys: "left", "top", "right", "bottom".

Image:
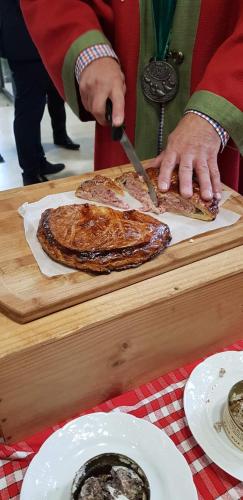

{"left": 62, "top": 30, "right": 111, "bottom": 118}
{"left": 185, "top": 90, "right": 243, "bottom": 154}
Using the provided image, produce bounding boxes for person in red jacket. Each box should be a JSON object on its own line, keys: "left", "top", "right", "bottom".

{"left": 20, "top": 1, "right": 243, "bottom": 197}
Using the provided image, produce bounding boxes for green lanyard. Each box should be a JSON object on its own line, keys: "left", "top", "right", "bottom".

{"left": 152, "top": 0, "right": 177, "bottom": 61}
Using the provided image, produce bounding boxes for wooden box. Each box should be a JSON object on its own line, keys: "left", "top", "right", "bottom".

{"left": 0, "top": 165, "right": 242, "bottom": 442}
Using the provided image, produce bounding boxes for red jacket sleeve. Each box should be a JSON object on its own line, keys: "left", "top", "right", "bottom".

{"left": 194, "top": 2, "right": 243, "bottom": 110}
{"left": 186, "top": 0, "right": 243, "bottom": 152}
{"left": 20, "top": 0, "right": 113, "bottom": 96}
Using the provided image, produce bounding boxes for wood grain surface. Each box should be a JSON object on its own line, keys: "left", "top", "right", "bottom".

{"left": 0, "top": 163, "right": 242, "bottom": 323}
{"left": 0, "top": 246, "right": 242, "bottom": 442}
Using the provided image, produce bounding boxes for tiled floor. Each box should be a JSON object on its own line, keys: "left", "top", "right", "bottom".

{"left": 0, "top": 92, "right": 95, "bottom": 190}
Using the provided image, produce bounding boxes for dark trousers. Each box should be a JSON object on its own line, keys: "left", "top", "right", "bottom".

{"left": 8, "top": 59, "right": 66, "bottom": 176}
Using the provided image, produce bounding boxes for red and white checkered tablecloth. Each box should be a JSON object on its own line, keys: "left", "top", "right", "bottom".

{"left": 1, "top": 341, "right": 243, "bottom": 500}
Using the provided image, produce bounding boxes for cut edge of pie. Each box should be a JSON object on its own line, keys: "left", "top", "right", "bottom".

{"left": 147, "top": 166, "right": 219, "bottom": 221}
{"left": 115, "top": 171, "right": 160, "bottom": 214}
{"left": 75, "top": 175, "right": 129, "bottom": 210}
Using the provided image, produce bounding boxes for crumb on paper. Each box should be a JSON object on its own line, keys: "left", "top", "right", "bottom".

{"left": 219, "top": 368, "right": 226, "bottom": 378}
{"left": 214, "top": 421, "right": 223, "bottom": 433}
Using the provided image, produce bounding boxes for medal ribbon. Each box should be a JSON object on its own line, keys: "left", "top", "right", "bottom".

{"left": 152, "top": 0, "right": 177, "bottom": 60}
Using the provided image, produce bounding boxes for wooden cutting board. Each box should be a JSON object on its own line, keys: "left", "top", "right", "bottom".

{"left": 0, "top": 163, "right": 243, "bottom": 323}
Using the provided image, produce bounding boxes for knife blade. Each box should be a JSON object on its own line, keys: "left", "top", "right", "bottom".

{"left": 105, "top": 99, "right": 158, "bottom": 206}
{"left": 119, "top": 131, "right": 158, "bottom": 206}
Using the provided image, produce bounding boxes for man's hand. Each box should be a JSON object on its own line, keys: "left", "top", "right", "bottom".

{"left": 150, "top": 113, "right": 222, "bottom": 200}
{"left": 79, "top": 58, "right": 126, "bottom": 126}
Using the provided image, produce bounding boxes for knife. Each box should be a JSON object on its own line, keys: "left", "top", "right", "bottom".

{"left": 106, "top": 99, "right": 158, "bottom": 207}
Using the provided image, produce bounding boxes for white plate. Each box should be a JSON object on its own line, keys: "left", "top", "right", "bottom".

{"left": 184, "top": 351, "right": 243, "bottom": 481}
{"left": 20, "top": 412, "right": 197, "bottom": 499}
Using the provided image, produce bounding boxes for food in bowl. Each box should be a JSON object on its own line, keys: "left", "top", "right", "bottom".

{"left": 71, "top": 453, "right": 150, "bottom": 499}
{"left": 223, "top": 380, "right": 243, "bottom": 451}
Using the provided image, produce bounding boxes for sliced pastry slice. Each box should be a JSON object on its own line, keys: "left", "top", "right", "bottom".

{"left": 147, "top": 166, "right": 219, "bottom": 221}
{"left": 116, "top": 171, "right": 160, "bottom": 213}
{"left": 75, "top": 174, "right": 129, "bottom": 209}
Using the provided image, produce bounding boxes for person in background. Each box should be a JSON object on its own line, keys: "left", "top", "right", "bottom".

{"left": 20, "top": 0, "right": 243, "bottom": 196}
{"left": 46, "top": 81, "right": 80, "bottom": 152}
{"left": 0, "top": 0, "right": 80, "bottom": 186}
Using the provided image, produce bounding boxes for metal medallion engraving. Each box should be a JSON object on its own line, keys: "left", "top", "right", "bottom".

{"left": 141, "top": 60, "right": 178, "bottom": 104}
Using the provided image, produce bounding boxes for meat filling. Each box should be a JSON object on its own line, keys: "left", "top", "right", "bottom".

{"left": 76, "top": 175, "right": 129, "bottom": 209}
{"left": 76, "top": 185, "right": 129, "bottom": 209}
{"left": 116, "top": 172, "right": 159, "bottom": 214}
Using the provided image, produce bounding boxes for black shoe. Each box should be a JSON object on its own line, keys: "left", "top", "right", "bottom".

{"left": 40, "top": 160, "right": 65, "bottom": 175}
{"left": 54, "top": 134, "right": 80, "bottom": 150}
{"left": 22, "top": 173, "right": 48, "bottom": 186}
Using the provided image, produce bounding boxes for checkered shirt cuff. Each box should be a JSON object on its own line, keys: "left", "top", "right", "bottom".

{"left": 75, "top": 44, "right": 119, "bottom": 84}
{"left": 185, "top": 110, "right": 229, "bottom": 151}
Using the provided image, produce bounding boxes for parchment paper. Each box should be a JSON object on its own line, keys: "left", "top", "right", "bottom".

{"left": 18, "top": 190, "right": 240, "bottom": 277}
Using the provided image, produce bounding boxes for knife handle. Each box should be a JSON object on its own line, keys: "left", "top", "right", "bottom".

{"left": 105, "top": 98, "right": 124, "bottom": 142}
